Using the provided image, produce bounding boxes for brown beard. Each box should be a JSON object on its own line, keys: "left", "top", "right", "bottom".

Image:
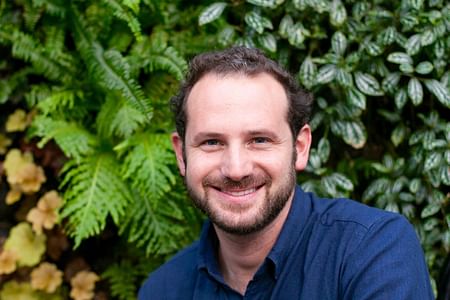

{"left": 186, "top": 164, "right": 296, "bottom": 235}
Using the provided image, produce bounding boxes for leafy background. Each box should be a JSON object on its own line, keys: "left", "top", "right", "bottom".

{"left": 0, "top": 0, "right": 449, "bottom": 299}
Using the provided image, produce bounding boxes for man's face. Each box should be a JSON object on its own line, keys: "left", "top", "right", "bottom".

{"left": 172, "top": 73, "right": 311, "bottom": 235}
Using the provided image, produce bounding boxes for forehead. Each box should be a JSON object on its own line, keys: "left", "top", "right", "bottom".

{"left": 185, "top": 72, "right": 290, "bottom": 135}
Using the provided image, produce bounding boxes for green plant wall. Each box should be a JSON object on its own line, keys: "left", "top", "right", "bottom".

{"left": 0, "top": 0, "right": 449, "bottom": 298}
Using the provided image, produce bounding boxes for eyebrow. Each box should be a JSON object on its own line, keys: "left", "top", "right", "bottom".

{"left": 191, "top": 129, "right": 280, "bottom": 144}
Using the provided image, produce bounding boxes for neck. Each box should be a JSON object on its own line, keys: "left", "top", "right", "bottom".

{"left": 214, "top": 195, "right": 293, "bottom": 295}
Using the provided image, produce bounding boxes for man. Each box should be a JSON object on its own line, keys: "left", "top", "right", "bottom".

{"left": 139, "top": 47, "right": 433, "bottom": 299}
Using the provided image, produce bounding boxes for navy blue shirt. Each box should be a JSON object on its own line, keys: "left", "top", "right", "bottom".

{"left": 139, "top": 186, "right": 434, "bottom": 299}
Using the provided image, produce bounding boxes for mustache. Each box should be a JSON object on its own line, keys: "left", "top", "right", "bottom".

{"left": 202, "top": 175, "right": 270, "bottom": 190}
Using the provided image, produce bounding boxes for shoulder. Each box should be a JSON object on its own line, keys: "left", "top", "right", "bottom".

{"left": 138, "top": 241, "right": 200, "bottom": 299}
{"left": 307, "top": 192, "right": 402, "bottom": 230}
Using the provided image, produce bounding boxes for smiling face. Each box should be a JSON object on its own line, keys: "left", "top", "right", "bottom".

{"left": 172, "top": 72, "right": 311, "bottom": 235}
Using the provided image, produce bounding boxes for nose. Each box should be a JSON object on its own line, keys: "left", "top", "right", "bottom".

{"left": 221, "top": 144, "right": 252, "bottom": 181}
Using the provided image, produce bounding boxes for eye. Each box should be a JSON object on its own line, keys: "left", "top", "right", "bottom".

{"left": 252, "top": 137, "right": 270, "bottom": 144}
{"left": 203, "top": 139, "right": 220, "bottom": 146}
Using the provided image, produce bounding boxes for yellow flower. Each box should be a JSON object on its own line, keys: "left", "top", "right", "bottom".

{"left": 5, "top": 109, "right": 28, "bottom": 132}
{"left": 70, "top": 270, "right": 100, "bottom": 300}
{"left": 30, "top": 262, "right": 63, "bottom": 293}
{"left": 0, "top": 249, "right": 17, "bottom": 274}
{"left": 6, "top": 188, "right": 22, "bottom": 205}
{"left": 4, "top": 222, "right": 46, "bottom": 267}
{"left": 8, "top": 163, "right": 46, "bottom": 194}
{"left": 0, "top": 281, "right": 40, "bottom": 300}
{"left": 0, "top": 133, "right": 12, "bottom": 154}
{"left": 27, "top": 191, "right": 62, "bottom": 234}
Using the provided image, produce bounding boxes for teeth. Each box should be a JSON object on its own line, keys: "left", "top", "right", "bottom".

{"left": 224, "top": 188, "right": 256, "bottom": 197}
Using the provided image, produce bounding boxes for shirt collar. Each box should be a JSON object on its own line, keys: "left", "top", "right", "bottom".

{"left": 196, "top": 185, "right": 312, "bottom": 281}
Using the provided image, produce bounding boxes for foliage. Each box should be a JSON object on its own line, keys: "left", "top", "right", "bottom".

{"left": 1, "top": 0, "right": 449, "bottom": 298}
{"left": 199, "top": 0, "right": 450, "bottom": 294}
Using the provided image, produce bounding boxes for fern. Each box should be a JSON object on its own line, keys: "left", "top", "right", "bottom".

{"left": 102, "top": 261, "right": 140, "bottom": 300}
{"left": 102, "top": 0, "right": 143, "bottom": 41}
{"left": 118, "top": 133, "right": 176, "bottom": 198}
{"left": 32, "top": 116, "right": 97, "bottom": 161}
{"left": 60, "top": 153, "right": 132, "bottom": 247}
{"left": 69, "top": 6, "right": 153, "bottom": 121}
{"left": 96, "top": 94, "right": 146, "bottom": 138}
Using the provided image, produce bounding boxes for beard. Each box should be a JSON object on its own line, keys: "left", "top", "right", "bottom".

{"left": 186, "top": 161, "right": 296, "bottom": 236}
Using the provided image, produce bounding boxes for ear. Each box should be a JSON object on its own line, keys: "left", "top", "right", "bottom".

{"left": 171, "top": 132, "right": 186, "bottom": 176}
{"left": 294, "top": 124, "right": 312, "bottom": 171}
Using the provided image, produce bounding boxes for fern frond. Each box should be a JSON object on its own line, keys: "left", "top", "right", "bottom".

{"left": 118, "top": 133, "right": 176, "bottom": 198}
{"left": 9, "top": 30, "right": 74, "bottom": 82}
{"left": 147, "top": 46, "right": 187, "bottom": 81}
{"left": 32, "top": 116, "right": 97, "bottom": 161}
{"left": 96, "top": 95, "right": 146, "bottom": 138}
{"left": 69, "top": 7, "right": 153, "bottom": 121}
{"left": 22, "top": 0, "right": 43, "bottom": 30}
{"left": 102, "top": 0, "right": 143, "bottom": 41}
{"left": 119, "top": 190, "right": 187, "bottom": 255}
{"left": 37, "top": 89, "right": 77, "bottom": 115}
{"left": 33, "top": 0, "right": 68, "bottom": 17}
{"left": 115, "top": 133, "right": 191, "bottom": 254}
{"left": 60, "top": 153, "right": 132, "bottom": 247}
{"left": 25, "top": 84, "right": 52, "bottom": 106}
{"left": 102, "top": 261, "right": 139, "bottom": 300}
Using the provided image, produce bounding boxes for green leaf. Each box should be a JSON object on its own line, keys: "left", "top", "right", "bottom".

{"left": 365, "top": 42, "right": 383, "bottom": 56}
{"left": 394, "top": 88, "right": 408, "bottom": 109}
{"left": 347, "top": 87, "right": 366, "bottom": 110}
{"left": 331, "top": 172, "right": 354, "bottom": 191}
{"left": 322, "top": 175, "right": 337, "bottom": 195}
{"left": 246, "top": 0, "right": 284, "bottom": 8}
{"left": 287, "top": 23, "right": 306, "bottom": 47}
{"left": 336, "top": 68, "right": 353, "bottom": 87}
{"left": 198, "top": 2, "right": 227, "bottom": 26}
{"left": 363, "top": 178, "right": 390, "bottom": 201}
{"left": 445, "top": 149, "right": 450, "bottom": 164}
{"left": 331, "top": 120, "right": 367, "bottom": 149}
{"left": 424, "top": 152, "right": 442, "bottom": 171}
{"left": 424, "top": 79, "right": 450, "bottom": 108}
{"left": 421, "top": 29, "right": 435, "bottom": 46}
{"left": 245, "top": 11, "right": 272, "bottom": 34}
{"left": 407, "top": 0, "right": 424, "bottom": 10}
{"left": 440, "top": 165, "right": 450, "bottom": 186}
{"left": 415, "top": 61, "right": 433, "bottom": 75}
{"left": 399, "top": 63, "right": 415, "bottom": 74}
{"left": 278, "top": 15, "right": 293, "bottom": 38}
{"left": 299, "top": 56, "right": 316, "bottom": 89}
{"left": 387, "top": 52, "right": 413, "bottom": 65}
{"left": 218, "top": 26, "right": 235, "bottom": 46}
{"left": 330, "top": 0, "right": 347, "bottom": 27}
{"left": 308, "top": 149, "right": 322, "bottom": 169}
{"left": 409, "top": 178, "right": 421, "bottom": 193}
{"left": 61, "top": 154, "right": 132, "bottom": 247}
{"left": 258, "top": 33, "right": 277, "bottom": 52}
{"left": 32, "top": 116, "right": 97, "bottom": 162}
{"left": 331, "top": 31, "right": 347, "bottom": 56}
{"left": 391, "top": 124, "right": 407, "bottom": 146}
{"left": 408, "top": 77, "right": 423, "bottom": 106}
{"left": 405, "top": 34, "right": 421, "bottom": 56}
{"left": 316, "top": 64, "right": 336, "bottom": 84}
{"left": 421, "top": 203, "right": 441, "bottom": 218}
{"left": 317, "top": 137, "right": 330, "bottom": 163}
{"left": 379, "top": 26, "right": 396, "bottom": 45}
{"left": 382, "top": 72, "right": 401, "bottom": 93}
{"left": 355, "top": 72, "right": 383, "bottom": 96}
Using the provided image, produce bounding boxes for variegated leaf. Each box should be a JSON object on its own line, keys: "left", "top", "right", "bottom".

{"left": 424, "top": 79, "right": 450, "bottom": 108}
{"left": 258, "top": 33, "right": 277, "bottom": 52}
{"left": 424, "top": 152, "right": 442, "bottom": 171}
{"left": 330, "top": 0, "right": 347, "bottom": 27}
{"left": 331, "top": 31, "right": 347, "bottom": 56}
{"left": 347, "top": 87, "right": 366, "bottom": 110}
{"left": 278, "top": 15, "right": 293, "bottom": 38}
{"left": 299, "top": 56, "right": 316, "bottom": 89}
{"left": 394, "top": 88, "right": 408, "bottom": 109}
{"left": 387, "top": 52, "right": 413, "bottom": 65}
{"left": 382, "top": 72, "right": 401, "bottom": 93}
{"left": 355, "top": 72, "right": 383, "bottom": 96}
{"left": 415, "top": 61, "right": 433, "bottom": 75}
{"left": 198, "top": 2, "right": 227, "bottom": 26}
{"left": 405, "top": 34, "right": 421, "bottom": 56}
{"left": 408, "top": 77, "right": 423, "bottom": 106}
{"left": 316, "top": 64, "right": 336, "bottom": 84}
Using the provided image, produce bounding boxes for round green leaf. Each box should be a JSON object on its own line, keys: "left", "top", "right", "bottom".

{"left": 421, "top": 29, "right": 435, "bottom": 46}
{"left": 415, "top": 61, "right": 434, "bottom": 75}
{"left": 331, "top": 172, "right": 354, "bottom": 191}
{"left": 258, "top": 33, "right": 277, "bottom": 53}
{"left": 424, "top": 79, "right": 450, "bottom": 108}
{"left": 330, "top": 0, "right": 347, "bottom": 27}
{"left": 317, "top": 137, "right": 330, "bottom": 163}
{"left": 391, "top": 124, "right": 407, "bottom": 146}
{"left": 279, "top": 15, "right": 293, "bottom": 38}
{"left": 424, "top": 152, "right": 442, "bottom": 171}
{"left": 331, "top": 31, "right": 347, "bottom": 56}
{"left": 347, "top": 87, "right": 366, "bottom": 110}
